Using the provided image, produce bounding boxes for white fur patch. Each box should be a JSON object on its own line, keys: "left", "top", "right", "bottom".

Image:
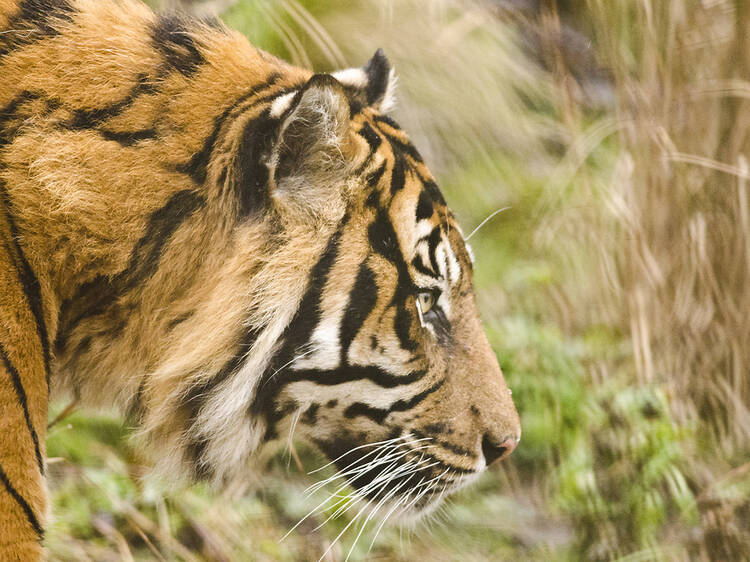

{"left": 269, "top": 91, "right": 297, "bottom": 118}
{"left": 294, "top": 317, "right": 342, "bottom": 371}
{"left": 380, "top": 67, "right": 398, "bottom": 113}
{"left": 286, "top": 378, "right": 426, "bottom": 411}
{"left": 332, "top": 67, "right": 368, "bottom": 89}
{"left": 445, "top": 243, "right": 461, "bottom": 284}
{"left": 332, "top": 66, "right": 397, "bottom": 113}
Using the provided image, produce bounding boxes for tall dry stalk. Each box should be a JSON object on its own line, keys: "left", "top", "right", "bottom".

{"left": 576, "top": 1, "right": 750, "bottom": 557}
{"left": 583, "top": 0, "right": 750, "bottom": 449}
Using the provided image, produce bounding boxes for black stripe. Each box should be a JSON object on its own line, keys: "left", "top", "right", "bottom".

{"left": 152, "top": 14, "right": 205, "bottom": 78}
{"left": 415, "top": 188, "right": 434, "bottom": 221}
{"left": 0, "top": 342, "right": 44, "bottom": 475}
{"left": 412, "top": 254, "right": 439, "bottom": 279}
{"left": 427, "top": 226, "right": 442, "bottom": 275}
{"left": 55, "top": 190, "right": 205, "bottom": 353}
{"left": 372, "top": 113, "right": 401, "bottom": 130}
{"left": 380, "top": 129, "right": 424, "bottom": 164}
{"left": 0, "top": 182, "right": 51, "bottom": 387}
{"left": 66, "top": 74, "right": 156, "bottom": 130}
{"left": 0, "top": 0, "right": 75, "bottom": 58}
{"left": 368, "top": 208, "right": 418, "bottom": 351}
{"left": 343, "top": 379, "right": 446, "bottom": 424}
{"left": 353, "top": 123, "right": 383, "bottom": 174}
{"left": 175, "top": 73, "right": 283, "bottom": 185}
{"left": 390, "top": 154, "right": 406, "bottom": 194}
{"left": 0, "top": 91, "right": 40, "bottom": 145}
{"left": 252, "top": 226, "right": 346, "bottom": 438}
{"left": 301, "top": 402, "right": 319, "bottom": 425}
{"left": 279, "top": 366, "right": 427, "bottom": 390}
{"left": 359, "top": 122, "right": 382, "bottom": 153}
{"left": 100, "top": 128, "right": 157, "bottom": 147}
{"left": 422, "top": 179, "right": 447, "bottom": 207}
{"left": 0, "top": 461, "right": 43, "bottom": 537}
{"left": 368, "top": 208, "right": 401, "bottom": 261}
{"left": 365, "top": 162, "right": 387, "bottom": 189}
{"left": 231, "top": 110, "right": 277, "bottom": 215}
{"left": 267, "top": 227, "right": 344, "bottom": 368}
{"left": 339, "top": 264, "right": 377, "bottom": 364}
{"left": 411, "top": 428, "right": 476, "bottom": 458}
{"left": 393, "top": 301, "right": 417, "bottom": 352}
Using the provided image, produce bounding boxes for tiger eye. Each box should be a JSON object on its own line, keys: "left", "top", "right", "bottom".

{"left": 417, "top": 291, "right": 435, "bottom": 314}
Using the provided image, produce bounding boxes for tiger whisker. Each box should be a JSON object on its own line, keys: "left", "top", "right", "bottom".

{"left": 285, "top": 446, "right": 407, "bottom": 539}
{"left": 345, "top": 478, "right": 410, "bottom": 562}
{"left": 334, "top": 447, "right": 437, "bottom": 502}
{"left": 365, "top": 470, "right": 446, "bottom": 554}
{"left": 315, "top": 458, "right": 406, "bottom": 528}
{"left": 344, "top": 455, "right": 437, "bottom": 502}
{"left": 307, "top": 434, "right": 417, "bottom": 475}
{"left": 327, "top": 471, "right": 414, "bottom": 562}
{"left": 304, "top": 444, "right": 404, "bottom": 497}
{"left": 286, "top": 437, "right": 438, "bottom": 546}
{"left": 261, "top": 345, "right": 321, "bottom": 389}
{"left": 344, "top": 474, "right": 417, "bottom": 562}
{"left": 465, "top": 206, "right": 511, "bottom": 241}
{"left": 304, "top": 442, "right": 434, "bottom": 497}
{"left": 368, "top": 477, "right": 433, "bottom": 553}
{"left": 304, "top": 439, "right": 432, "bottom": 496}
{"left": 396, "top": 468, "right": 449, "bottom": 517}
{"left": 285, "top": 407, "right": 303, "bottom": 467}
{"left": 305, "top": 441, "right": 403, "bottom": 492}
{"left": 316, "top": 453, "right": 435, "bottom": 531}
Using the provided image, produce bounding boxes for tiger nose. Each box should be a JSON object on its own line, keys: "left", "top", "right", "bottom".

{"left": 481, "top": 434, "right": 519, "bottom": 466}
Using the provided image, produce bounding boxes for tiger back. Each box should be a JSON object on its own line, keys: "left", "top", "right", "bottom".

{"left": 0, "top": 0, "right": 520, "bottom": 558}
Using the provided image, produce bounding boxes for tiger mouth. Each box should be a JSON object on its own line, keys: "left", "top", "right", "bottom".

{"left": 314, "top": 434, "right": 477, "bottom": 520}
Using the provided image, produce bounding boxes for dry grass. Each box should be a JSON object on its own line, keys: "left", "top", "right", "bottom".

{"left": 582, "top": 0, "right": 750, "bottom": 449}
{"left": 546, "top": 0, "right": 750, "bottom": 558}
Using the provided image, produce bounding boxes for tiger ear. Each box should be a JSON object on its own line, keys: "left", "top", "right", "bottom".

{"left": 265, "top": 74, "right": 352, "bottom": 205}
{"left": 333, "top": 49, "right": 396, "bottom": 113}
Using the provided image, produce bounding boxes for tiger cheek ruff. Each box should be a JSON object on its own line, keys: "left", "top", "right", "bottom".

{"left": 0, "top": 0, "right": 520, "bottom": 557}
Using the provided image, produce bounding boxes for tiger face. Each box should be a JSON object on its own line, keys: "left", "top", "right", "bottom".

{"left": 249, "top": 51, "right": 521, "bottom": 519}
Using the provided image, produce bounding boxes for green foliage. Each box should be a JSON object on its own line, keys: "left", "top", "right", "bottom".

{"left": 558, "top": 384, "right": 697, "bottom": 560}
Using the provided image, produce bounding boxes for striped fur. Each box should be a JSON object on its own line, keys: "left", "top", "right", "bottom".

{"left": 0, "top": 0, "right": 520, "bottom": 557}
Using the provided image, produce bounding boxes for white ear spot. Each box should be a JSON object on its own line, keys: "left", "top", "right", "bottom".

{"left": 269, "top": 91, "right": 297, "bottom": 118}
{"left": 379, "top": 67, "right": 398, "bottom": 113}
{"left": 332, "top": 67, "right": 368, "bottom": 89}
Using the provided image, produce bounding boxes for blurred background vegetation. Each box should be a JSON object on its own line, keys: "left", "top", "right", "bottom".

{"left": 45, "top": 0, "right": 750, "bottom": 560}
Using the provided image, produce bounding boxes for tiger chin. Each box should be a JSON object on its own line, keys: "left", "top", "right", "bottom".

{"left": 0, "top": 0, "right": 520, "bottom": 557}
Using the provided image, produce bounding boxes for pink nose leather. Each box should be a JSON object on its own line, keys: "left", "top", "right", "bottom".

{"left": 482, "top": 435, "right": 520, "bottom": 466}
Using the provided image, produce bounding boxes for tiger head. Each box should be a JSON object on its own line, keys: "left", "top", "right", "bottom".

{"left": 243, "top": 50, "right": 521, "bottom": 519}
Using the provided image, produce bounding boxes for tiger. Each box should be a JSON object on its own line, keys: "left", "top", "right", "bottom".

{"left": 0, "top": 0, "right": 521, "bottom": 558}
